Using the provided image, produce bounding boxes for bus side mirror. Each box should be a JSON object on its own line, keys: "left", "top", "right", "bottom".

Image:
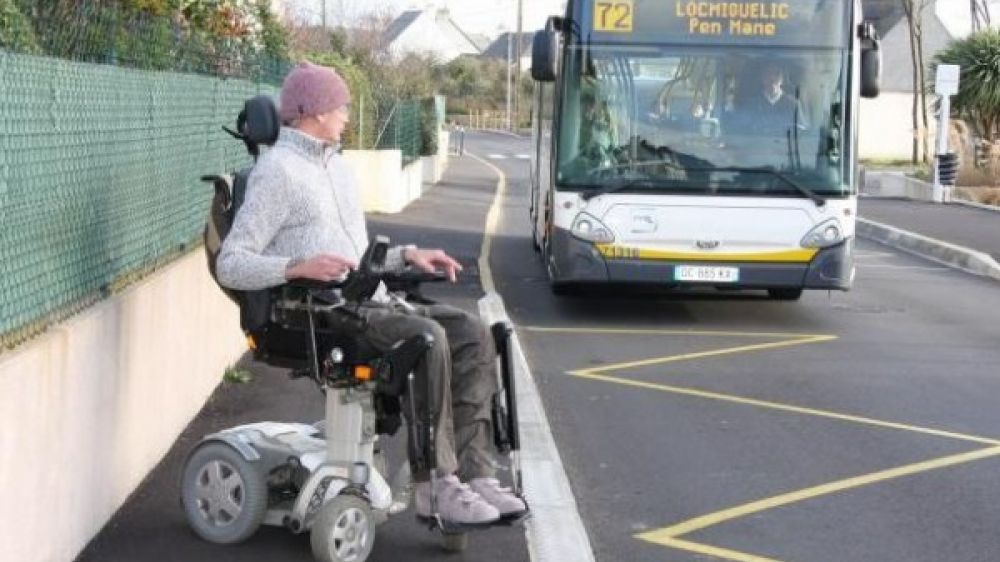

{"left": 531, "top": 30, "right": 558, "bottom": 82}
{"left": 859, "top": 22, "right": 881, "bottom": 98}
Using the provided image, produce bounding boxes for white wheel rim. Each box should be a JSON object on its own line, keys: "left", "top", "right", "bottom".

{"left": 194, "top": 460, "right": 245, "bottom": 527}
{"left": 330, "top": 507, "right": 370, "bottom": 561}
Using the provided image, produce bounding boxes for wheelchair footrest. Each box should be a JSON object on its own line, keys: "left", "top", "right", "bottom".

{"left": 416, "top": 500, "right": 531, "bottom": 533}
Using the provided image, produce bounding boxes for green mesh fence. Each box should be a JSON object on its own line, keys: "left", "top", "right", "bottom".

{"left": 376, "top": 100, "right": 423, "bottom": 166}
{"left": 0, "top": 50, "right": 278, "bottom": 348}
{"left": 0, "top": 2, "right": 431, "bottom": 350}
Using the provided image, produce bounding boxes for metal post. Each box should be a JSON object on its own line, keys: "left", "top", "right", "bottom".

{"left": 933, "top": 64, "right": 960, "bottom": 203}
{"left": 515, "top": 0, "right": 523, "bottom": 130}
{"left": 933, "top": 95, "right": 951, "bottom": 203}
{"left": 506, "top": 31, "right": 513, "bottom": 131}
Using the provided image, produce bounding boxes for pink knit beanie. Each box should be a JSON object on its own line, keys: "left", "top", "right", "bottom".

{"left": 279, "top": 62, "right": 351, "bottom": 122}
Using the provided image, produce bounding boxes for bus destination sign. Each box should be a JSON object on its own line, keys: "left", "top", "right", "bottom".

{"left": 588, "top": 0, "right": 847, "bottom": 47}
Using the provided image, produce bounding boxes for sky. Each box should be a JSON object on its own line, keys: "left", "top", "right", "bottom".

{"left": 281, "top": 0, "right": 1000, "bottom": 39}
{"left": 282, "top": 0, "right": 567, "bottom": 37}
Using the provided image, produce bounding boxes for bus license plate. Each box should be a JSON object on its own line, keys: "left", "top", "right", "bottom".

{"left": 675, "top": 265, "right": 740, "bottom": 283}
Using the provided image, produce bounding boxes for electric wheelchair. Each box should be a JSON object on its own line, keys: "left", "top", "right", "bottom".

{"left": 180, "top": 95, "right": 525, "bottom": 562}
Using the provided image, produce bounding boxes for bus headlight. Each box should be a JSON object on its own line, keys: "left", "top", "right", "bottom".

{"left": 801, "top": 219, "right": 845, "bottom": 248}
{"left": 570, "top": 212, "right": 615, "bottom": 244}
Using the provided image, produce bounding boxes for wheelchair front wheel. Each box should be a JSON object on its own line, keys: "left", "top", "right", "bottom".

{"left": 310, "top": 494, "right": 375, "bottom": 562}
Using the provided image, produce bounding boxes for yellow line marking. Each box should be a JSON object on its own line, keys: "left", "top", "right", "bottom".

{"left": 524, "top": 326, "right": 832, "bottom": 339}
{"left": 573, "top": 371, "right": 1000, "bottom": 445}
{"left": 572, "top": 336, "right": 835, "bottom": 376}
{"left": 651, "top": 537, "right": 783, "bottom": 562}
{"left": 525, "top": 325, "right": 1000, "bottom": 560}
{"left": 638, "top": 446, "right": 1000, "bottom": 559}
{"left": 467, "top": 152, "right": 507, "bottom": 294}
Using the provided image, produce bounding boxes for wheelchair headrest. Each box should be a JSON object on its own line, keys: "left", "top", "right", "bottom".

{"left": 239, "top": 95, "right": 280, "bottom": 147}
{"left": 223, "top": 95, "right": 280, "bottom": 158}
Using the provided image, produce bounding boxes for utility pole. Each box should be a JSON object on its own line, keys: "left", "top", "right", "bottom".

{"left": 321, "top": 0, "right": 327, "bottom": 29}
{"left": 514, "top": 0, "right": 523, "bottom": 131}
{"left": 506, "top": 29, "right": 513, "bottom": 131}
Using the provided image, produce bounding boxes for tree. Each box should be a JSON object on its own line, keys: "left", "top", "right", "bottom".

{"left": 0, "top": 0, "right": 40, "bottom": 53}
{"left": 900, "top": 0, "right": 932, "bottom": 164}
{"left": 10, "top": 0, "right": 289, "bottom": 78}
{"left": 933, "top": 29, "right": 1000, "bottom": 143}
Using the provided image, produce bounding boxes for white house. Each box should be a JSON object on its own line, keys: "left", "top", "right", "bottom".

{"left": 859, "top": 0, "right": 996, "bottom": 160}
{"left": 383, "top": 8, "right": 482, "bottom": 62}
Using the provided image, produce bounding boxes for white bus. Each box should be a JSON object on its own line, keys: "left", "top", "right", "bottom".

{"left": 529, "top": 0, "right": 881, "bottom": 299}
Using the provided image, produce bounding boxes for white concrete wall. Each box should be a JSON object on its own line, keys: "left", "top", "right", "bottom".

{"left": 859, "top": 92, "right": 938, "bottom": 161}
{"left": 861, "top": 170, "right": 934, "bottom": 200}
{"left": 404, "top": 158, "right": 425, "bottom": 203}
{"left": 422, "top": 155, "right": 443, "bottom": 184}
{"left": 0, "top": 251, "right": 246, "bottom": 562}
{"left": 343, "top": 149, "right": 431, "bottom": 214}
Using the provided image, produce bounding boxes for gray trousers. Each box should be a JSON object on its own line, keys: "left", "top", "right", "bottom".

{"left": 359, "top": 303, "right": 498, "bottom": 481}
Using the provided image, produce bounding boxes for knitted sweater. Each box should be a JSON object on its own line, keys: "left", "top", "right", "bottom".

{"left": 216, "top": 127, "right": 406, "bottom": 291}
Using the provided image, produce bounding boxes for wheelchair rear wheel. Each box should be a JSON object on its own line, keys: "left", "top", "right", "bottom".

{"left": 180, "top": 442, "right": 268, "bottom": 544}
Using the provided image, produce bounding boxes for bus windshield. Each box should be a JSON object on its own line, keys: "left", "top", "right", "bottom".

{"left": 556, "top": 45, "right": 850, "bottom": 197}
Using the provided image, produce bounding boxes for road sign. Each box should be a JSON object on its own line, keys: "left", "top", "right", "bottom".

{"left": 935, "top": 64, "right": 960, "bottom": 96}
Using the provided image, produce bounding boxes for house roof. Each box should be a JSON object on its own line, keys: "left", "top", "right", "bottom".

{"left": 862, "top": 0, "right": 905, "bottom": 38}
{"left": 382, "top": 10, "right": 422, "bottom": 45}
{"left": 862, "top": 0, "right": 960, "bottom": 92}
{"left": 382, "top": 8, "right": 482, "bottom": 56}
{"left": 467, "top": 33, "right": 492, "bottom": 52}
{"left": 481, "top": 32, "right": 536, "bottom": 60}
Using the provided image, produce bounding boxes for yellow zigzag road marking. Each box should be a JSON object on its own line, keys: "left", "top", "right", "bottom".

{"left": 571, "top": 371, "right": 1000, "bottom": 446}
{"left": 638, "top": 446, "right": 1000, "bottom": 560}
{"left": 526, "top": 326, "right": 1000, "bottom": 560}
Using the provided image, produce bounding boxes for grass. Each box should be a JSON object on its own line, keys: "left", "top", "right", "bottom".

{"left": 223, "top": 366, "right": 254, "bottom": 384}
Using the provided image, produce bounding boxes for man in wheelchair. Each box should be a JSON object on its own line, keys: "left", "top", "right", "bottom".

{"left": 215, "top": 62, "right": 525, "bottom": 526}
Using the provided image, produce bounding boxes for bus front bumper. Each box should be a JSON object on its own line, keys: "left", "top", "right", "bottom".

{"left": 549, "top": 228, "right": 854, "bottom": 291}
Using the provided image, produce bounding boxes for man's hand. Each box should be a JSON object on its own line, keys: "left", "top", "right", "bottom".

{"left": 403, "top": 247, "right": 463, "bottom": 282}
{"left": 285, "top": 254, "right": 357, "bottom": 282}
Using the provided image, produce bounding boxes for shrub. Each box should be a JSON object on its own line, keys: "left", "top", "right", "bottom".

{"left": 933, "top": 30, "right": 1000, "bottom": 143}
{"left": 0, "top": 0, "right": 40, "bottom": 53}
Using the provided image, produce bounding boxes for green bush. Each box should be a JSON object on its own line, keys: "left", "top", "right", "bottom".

{"left": 420, "top": 99, "right": 439, "bottom": 157}
{"left": 8, "top": 0, "right": 290, "bottom": 82}
{"left": 0, "top": 0, "right": 40, "bottom": 53}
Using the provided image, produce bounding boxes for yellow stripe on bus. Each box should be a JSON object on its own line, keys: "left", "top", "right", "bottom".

{"left": 595, "top": 245, "right": 818, "bottom": 263}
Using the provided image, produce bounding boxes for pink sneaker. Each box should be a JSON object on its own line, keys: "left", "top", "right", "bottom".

{"left": 415, "top": 475, "right": 500, "bottom": 525}
{"left": 469, "top": 478, "right": 528, "bottom": 518}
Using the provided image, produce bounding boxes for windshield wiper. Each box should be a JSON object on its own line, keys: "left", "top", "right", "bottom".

{"left": 702, "top": 166, "right": 826, "bottom": 207}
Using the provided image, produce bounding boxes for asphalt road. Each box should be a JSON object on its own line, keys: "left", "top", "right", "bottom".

{"left": 473, "top": 131, "right": 1000, "bottom": 562}
{"left": 76, "top": 130, "right": 1000, "bottom": 562}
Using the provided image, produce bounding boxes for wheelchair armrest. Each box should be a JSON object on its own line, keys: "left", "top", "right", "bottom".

{"left": 383, "top": 269, "right": 447, "bottom": 300}
{"left": 285, "top": 278, "right": 345, "bottom": 290}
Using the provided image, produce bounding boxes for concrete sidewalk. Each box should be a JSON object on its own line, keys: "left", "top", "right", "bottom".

{"left": 75, "top": 155, "right": 530, "bottom": 562}
{"left": 858, "top": 197, "right": 1000, "bottom": 282}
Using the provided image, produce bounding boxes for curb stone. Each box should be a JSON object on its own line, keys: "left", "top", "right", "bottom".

{"left": 857, "top": 218, "right": 1000, "bottom": 282}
